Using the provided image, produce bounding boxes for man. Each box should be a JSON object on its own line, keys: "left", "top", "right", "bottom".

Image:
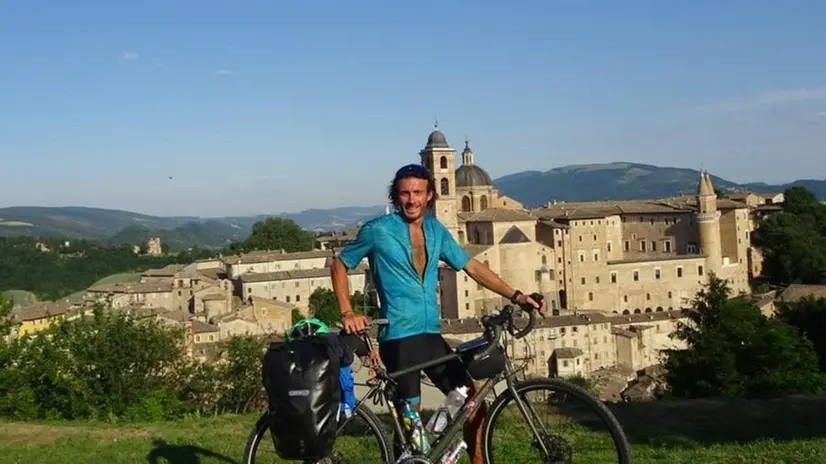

{"left": 331, "top": 163, "right": 545, "bottom": 463}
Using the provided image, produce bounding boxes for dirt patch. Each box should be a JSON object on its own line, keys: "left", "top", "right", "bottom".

{"left": 0, "top": 422, "right": 155, "bottom": 446}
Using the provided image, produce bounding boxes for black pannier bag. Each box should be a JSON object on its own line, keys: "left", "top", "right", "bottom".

{"left": 262, "top": 334, "right": 342, "bottom": 461}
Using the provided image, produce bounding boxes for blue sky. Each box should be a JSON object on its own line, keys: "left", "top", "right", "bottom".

{"left": 2, "top": 1, "right": 825, "bottom": 217}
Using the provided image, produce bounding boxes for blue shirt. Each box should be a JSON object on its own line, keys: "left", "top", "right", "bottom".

{"left": 337, "top": 212, "right": 471, "bottom": 342}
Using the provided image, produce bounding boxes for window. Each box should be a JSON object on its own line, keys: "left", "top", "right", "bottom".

{"left": 595, "top": 276, "right": 600, "bottom": 284}
{"left": 623, "top": 295, "right": 628, "bottom": 302}
{"left": 624, "top": 241, "right": 630, "bottom": 251}
{"left": 440, "top": 156, "right": 448, "bottom": 169}
{"left": 633, "top": 270, "right": 639, "bottom": 281}
{"left": 664, "top": 240, "right": 672, "bottom": 252}
{"left": 593, "top": 252, "right": 599, "bottom": 261}
{"left": 578, "top": 252, "right": 585, "bottom": 262}
{"left": 698, "top": 265, "right": 704, "bottom": 276}
{"left": 296, "top": 295, "right": 301, "bottom": 302}
{"left": 639, "top": 241, "right": 646, "bottom": 252}
{"left": 654, "top": 268, "right": 661, "bottom": 280}
{"left": 580, "top": 277, "right": 586, "bottom": 285}
{"left": 607, "top": 241, "right": 612, "bottom": 252}
{"left": 440, "top": 178, "right": 449, "bottom": 195}
{"left": 588, "top": 292, "right": 593, "bottom": 301}
{"left": 651, "top": 241, "right": 657, "bottom": 252}
{"left": 610, "top": 272, "right": 617, "bottom": 283}
{"left": 677, "top": 266, "right": 683, "bottom": 278}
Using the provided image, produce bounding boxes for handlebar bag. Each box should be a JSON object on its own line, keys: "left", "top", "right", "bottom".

{"left": 263, "top": 334, "right": 341, "bottom": 461}
{"left": 457, "top": 338, "right": 507, "bottom": 380}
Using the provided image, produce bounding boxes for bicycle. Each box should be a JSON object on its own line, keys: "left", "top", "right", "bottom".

{"left": 243, "top": 298, "right": 632, "bottom": 463}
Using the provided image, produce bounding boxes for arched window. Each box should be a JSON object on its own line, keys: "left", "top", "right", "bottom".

{"left": 480, "top": 195, "right": 488, "bottom": 210}
{"left": 633, "top": 308, "right": 641, "bottom": 314}
{"left": 622, "top": 310, "right": 630, "bottom": 315}
{"left": 645, "top": 307, "right": 652, "bottom": 313}
{"left": 440, "top": 156, "right": 448, "bottom": 169}
{"left": 461, "top": 196, "right": 471, "bottom": 212}
{"left": 440, "top": 178, "right": 449, "bottom": 195}
{"left": 656, "top": 306, "right": 664, "bottom": 312}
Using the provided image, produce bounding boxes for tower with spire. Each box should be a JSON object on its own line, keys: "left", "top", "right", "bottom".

{"left": 419, "top": 124, "right": 460, "bottom": 240}
{"left": 696, "top": 170, "right": 722, "bottom": 275}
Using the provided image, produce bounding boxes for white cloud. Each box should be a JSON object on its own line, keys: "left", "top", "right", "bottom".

{"left": 694, "top": 87, "right": 826, "bottom": 113}
{"left": 214, "top": 69, "right": 234, "bottom": 76}
{"left": 120, "top": 51, "right": 138, "bottom": 61}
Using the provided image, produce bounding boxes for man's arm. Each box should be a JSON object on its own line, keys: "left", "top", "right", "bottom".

{"left": 331, "top": 257, "right": 355, "bottom": 317}
{"left": 331, "top": 223, "right": 375, "bottom": 332}
{"left": 463, "top": 258, "right": 516, "bottom": 300}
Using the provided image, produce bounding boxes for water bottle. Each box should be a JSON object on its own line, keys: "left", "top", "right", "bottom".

{"left": 400, "top": 401, "right": 430, "bottom": 454}
{"left": 440, "top": 440, "right": 467, "bottom": 464}
{"left": 426, "top": 386, "right": 469, "bottom": 433}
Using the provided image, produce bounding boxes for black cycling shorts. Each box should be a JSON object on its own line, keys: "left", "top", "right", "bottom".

{"left": 379, "top": 333, "right": 469, "bottom": 406}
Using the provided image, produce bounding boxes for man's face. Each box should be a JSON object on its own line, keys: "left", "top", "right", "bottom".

{"left": 396, "top": 177, "right": 432, "bottom": 221}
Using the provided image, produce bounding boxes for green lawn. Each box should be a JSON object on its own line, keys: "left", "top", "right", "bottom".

{"left": 63, "top": 272, "right": 144, "bottom": 301}
{"left": 2, "top": 396, "right": 826, "bottom": 463}
{"left": 1, "top": 290, "right": 37, "bottom": 307}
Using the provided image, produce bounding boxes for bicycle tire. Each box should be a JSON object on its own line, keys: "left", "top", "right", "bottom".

{"left": 481, "top": 377, "right": 632, "bottom": 464}
{"left": 241, "top": 404, "right": 393, "bottom": 464}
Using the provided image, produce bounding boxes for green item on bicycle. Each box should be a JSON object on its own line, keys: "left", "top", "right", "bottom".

{"left": 287, "top": 317, "right": 330, "bottom": 342}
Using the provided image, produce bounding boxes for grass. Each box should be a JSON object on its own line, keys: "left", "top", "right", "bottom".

{"left": 1, "top": 289, "right": 37, "bottom": 307}
{"left": 63, "top": 272, "right": 144, "bottom": 301}
{"left": 3, "top": 396, "right": 826, "bottom": 463}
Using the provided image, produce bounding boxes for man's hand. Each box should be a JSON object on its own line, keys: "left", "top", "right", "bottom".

{"left": 515, "top": 292, "right": 547, "bottom": 316}
{"left": 341, "top": 311, "right": 370, "bottom": 334}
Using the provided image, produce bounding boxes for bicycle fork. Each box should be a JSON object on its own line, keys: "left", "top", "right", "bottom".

{"left": 504, "top": 364, "right": 553, "bottom": 457}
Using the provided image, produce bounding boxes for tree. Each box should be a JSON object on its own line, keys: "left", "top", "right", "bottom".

{"left": 664, "top": 273, "right": 825, "bottom": 398}
{"left": 291, "top": 308, "right": 304, "bottom": 325}
{"left": 231, "top": 218, "right": 315, "bottom": 254}
{"left": 752, "top": 186, "right": 826, "bottom": 286}
{"left": 776, "top": 296, "right": 826, "bottom": 373}
{"left": 309, "top": 288, "right": 341, "bottom": 326}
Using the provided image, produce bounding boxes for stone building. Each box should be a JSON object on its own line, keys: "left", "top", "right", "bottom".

{"left": 411, "top": 129, "right": 754, "bottom": 319}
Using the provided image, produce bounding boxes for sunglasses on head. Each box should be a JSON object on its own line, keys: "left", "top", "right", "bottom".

{"left": 394, "top": 164, "right": 431, "bottom": 179}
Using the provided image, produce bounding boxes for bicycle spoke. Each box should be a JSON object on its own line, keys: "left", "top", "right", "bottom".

{"left": 485, "top": 381, "right": 629, "bottom": 463}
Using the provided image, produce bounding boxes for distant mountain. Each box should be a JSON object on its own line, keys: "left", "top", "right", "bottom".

{"left": 0, "top": 205, "right": 387, "bottom": 250}
{"left": 3, "top": 161, "right": 824, "bottom": 249}
{"left": 493, "top": 162, "right": 826, "bottom": 207}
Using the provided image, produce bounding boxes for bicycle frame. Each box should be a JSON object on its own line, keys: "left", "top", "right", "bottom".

{"left": 348, "top": 331, "right": 553, "bottom": 461}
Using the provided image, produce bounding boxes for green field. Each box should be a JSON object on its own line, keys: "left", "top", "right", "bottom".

{"left": 63, "top": 272, "right": 144, "bottom": 301}
{"left": 2, "top": 396, "right": 826, "bottom": 463}
{"left": 1, "top": 290, "right": 37, "bottom": 307}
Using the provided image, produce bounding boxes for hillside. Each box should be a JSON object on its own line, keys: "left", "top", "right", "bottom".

{"left": 0, "top": 205, "right": 387, "bottom": 249}
{"left": 2, "top": 162, "right": 825, "bottom": 246}
{"left": 493, "top": 162, "right": 826, "bottom": 207}
{"left": 2, "top": 396, "right": 826, "bottom": 463}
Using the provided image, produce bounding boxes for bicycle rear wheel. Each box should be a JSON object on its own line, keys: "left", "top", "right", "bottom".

{"left": 482, "top": 377, "right": 631, "bottom": 463}
{"left": 242, "top": 404, "right": 392, "bottom": 463}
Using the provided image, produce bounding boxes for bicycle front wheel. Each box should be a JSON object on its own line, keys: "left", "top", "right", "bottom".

{"left": 242, "top": 404, "right": 392, "bottom": 463}
{"left": 482, "top": 377, "right": 631, "bottom": 464}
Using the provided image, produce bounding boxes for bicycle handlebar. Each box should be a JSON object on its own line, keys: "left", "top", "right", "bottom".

{"left": 336, "top": 293, "right": 545, "bottom": 361}
{"left": 477, "top": 293, "right": 545, "bottom": 359}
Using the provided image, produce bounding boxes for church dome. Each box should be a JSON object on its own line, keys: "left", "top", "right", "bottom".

{"left": 456, "top": 164, "right": 493, "bottom": 187}
{"left": 425, "top": 130, "right": 449, "bottom": 149}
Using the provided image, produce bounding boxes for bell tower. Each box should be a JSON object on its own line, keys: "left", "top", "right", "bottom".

{"left": 696, "top": 170, "right": 722, "bottom": 275}
{"left": 419, "top": 125, "right": 459, "bottom": 240}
